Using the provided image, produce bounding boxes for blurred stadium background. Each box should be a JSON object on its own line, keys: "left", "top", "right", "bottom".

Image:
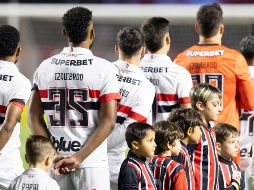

{"left": 1, "top": 0, "right": 254, "bottom": 169}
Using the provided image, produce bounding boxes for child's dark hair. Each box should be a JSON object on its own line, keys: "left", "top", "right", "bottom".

{"left": 0, "top": 25, "right": 20, "bottom": 58}
{"left": 25, "top": 135, "right": 55, "bottom": 165}
{"left": 153, "top": 121, "right": 184, "bottom": 155}
{"left": 240, "top": 35, "right": 254, "bottom": 61}
{"left": 63, "top": 7, "right": 92, "bottom": 46}
{"left": 141, "top": 17, "right": 170, "bottom": 52}
{"left": 190, "top": 83, "right": 222, "bottom": 109}
{"left": 117, "top": 26, "right": 144, "bottom": 56}
{"left": 214, "top": 123, "right": 239, "bottom": 144}
{"left": 125, "top": 122, "right": 154, "bottom": 149}
{"left": 168, "top": 108, "right": 203, "bottom": 137}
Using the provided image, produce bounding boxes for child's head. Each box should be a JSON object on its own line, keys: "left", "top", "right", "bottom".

{"left": 25, "top": 135, "right": 56, "bottom": 171}
{"left": 214, "top": 123, "right": 239, "bottom": 160}
{"left": 153, "top": 121, "right": 184, "bottom": 156}
{"left": 168, "top": 108, "right": 203, "bottom": 144}
{"left": 125, "top": 122, "right": 156, "bottom": 158}
{"left": 240, "top": 35, "right": 254, "bottom": 66}
{"left": 190, "top": 83, "right": 222, "bottom": 123}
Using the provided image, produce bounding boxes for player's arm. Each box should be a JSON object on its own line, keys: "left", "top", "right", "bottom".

{"left": 0, "top": 102, "right": 23, "bottom": 152}
{"left": 28, "top": 90, "right": 50, "bottom": 138}
{"left": 54, "top": 99, "right": 118, "bottom": 173}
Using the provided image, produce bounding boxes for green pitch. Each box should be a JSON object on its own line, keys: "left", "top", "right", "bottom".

{"left": 20, "top": 106, "right": 31, "bottom": 169}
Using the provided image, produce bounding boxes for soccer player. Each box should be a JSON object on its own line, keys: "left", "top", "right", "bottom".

{"left": 28, "top": 7, "right": 120, "bottom": 190}
{"left": 189, "top": 83, "right": 222, "bottom": 190}
{"left": 9, "top": 135, "right": 60, "bottom": 190}
{"left": 118, "top": 122, "right": 156, "bottom": 190}
{"left": 214, "top": 123, "right": 244, "bottom": 190}
{"left": 0, "top": 25, "right": 31, "bottom": 190}
{"left": 140, "top": 17, "right": 193, "bottom": 123}
{"left": 107, "top": 27, "right": 155, "bottom": 190}
{"left": 149, "top": 121, "right": 187, "bottom": 190}
{"left": 168, "top": 108, "right": 203, "bottom": 190}
{"left": 239, "top": 35, "right": 254, "bottom": 170}
{"left": 174, "top": 3, "right": 254, "bottom": 131}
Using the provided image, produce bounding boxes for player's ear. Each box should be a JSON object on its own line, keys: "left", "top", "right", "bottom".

{"left": 14, "top": 45, "right": 21, "bottom": 64}
{"left": 141, "top": 46, "right": 145, "bottom": 57}
{"left": 165, "top": 32, "right": 170, "bottom": 45}
{"left": 195, "top": 22, "right": 200, "bottom": 34}
{"left": 90, "top": 28, "right": 95, "bottom": 40}
{"left": 115, "top": 45, "right": 119, "bottom": 56}
{"left": 62, "top": 29, "right": 67, "bottom": 37}
{"left": 219, "top": 24, "right": 224, "bottom": 35}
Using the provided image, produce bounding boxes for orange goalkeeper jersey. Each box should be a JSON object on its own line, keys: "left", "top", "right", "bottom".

{"left": 174, "top": 44, "right": 254, "bottom": 130}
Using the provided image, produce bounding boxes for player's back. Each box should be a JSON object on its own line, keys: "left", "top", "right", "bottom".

{"left": 140, "top": 54, "right": 192, "bottom": 122}
{"left": 175, "top": 44, "right": 254, "bottom": 129}
{"left": 34, "top": 47, "right": 119, "bottom": 167}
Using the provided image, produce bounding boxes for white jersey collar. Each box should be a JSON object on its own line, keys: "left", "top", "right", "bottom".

{"left": 143, "top": 53, "right": 172, "bottom": 62}
{"left": 61, "top": 47, "right": 93, "bottom": 55}
{"left": 113, "top": 60, "right": 143, "bottom": 74}
{"left": 0, "top": 60, "right": 19, "bottom": 72}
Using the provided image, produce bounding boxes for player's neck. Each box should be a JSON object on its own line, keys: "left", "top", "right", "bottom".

{"left": 149, "top": 46, "right": 169, "bottom": 56}
{"left": 0, "top": 56, "right": 16, "bottom": 64}
{"left": 198, "top": 35, "right": 221, "bottom": 45}
{"left": 120, "top": 55, "right": 141, "bottom": 66}
{"left": 69, "top": 41, "right": 91, "bottom": 49}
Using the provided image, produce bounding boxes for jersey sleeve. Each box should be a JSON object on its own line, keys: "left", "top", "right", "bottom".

{"left": 171, "top": 166, "right": 188, "bottom": 190}
{"left": 99, "top": 63, "right": 120, "bottom": 103}
{"left": 118, "top": 161, "right": 140, "bottom": 190}
{"left": 236, "top": 54, "right": 254, "bottom": 110}
{"left": 176, "top": 67, "right": 192, "bottom": 104}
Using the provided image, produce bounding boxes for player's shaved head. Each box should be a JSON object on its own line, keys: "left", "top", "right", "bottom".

{"left": 0, "top": 25, "right": 19, "bottom": 59}
{"left": 117, "top": 26, "right": 144, "bottom": 56}
{"left": 141, "top": 17, "right": 170, "bottom": 52}
{"left": 197, "top": 3, "right": 223, "bottom": 37}
{"left": 63, "top": 7, "right": 92, "bottom": 46}
{"left": 25, "top": 135, "right": 55, "bottom": 165}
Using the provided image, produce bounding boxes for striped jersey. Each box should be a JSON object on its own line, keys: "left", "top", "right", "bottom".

{"left": 149, "top": 155, "right": 188, "bottom": 190}
{"left": 174, "top": 44, "right": 254, "bottom": 130}
{"left": 218, "top": 156, "right": 245, "bottom": 190}
{"left": 118, "top": 151, "right": 156, "bottom": 190}
{"left": 239, "top": 66, "right": 254, "bottom": 170}
{"left": 188, "top": 124, "right": 219, "bottom": 190}
{"left": 0, "top": 60, "right": 31, "bottom": 184}
{"left": 9, "top": 168, "right": 60, "bottom": 190}
{"left": 172, "top": 142, "right": 195, "bottom": 190}
{"left": 32, "top": 47, "right": 120, "bottom": 168}
{"left": 140, "top": 54, "right": 192, "bottom": 123}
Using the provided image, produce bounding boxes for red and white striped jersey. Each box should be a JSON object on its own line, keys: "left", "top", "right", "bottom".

{"left": 32, "top": 47, "right": 120, "bottom": 167}
{"left": 240, "top": 66, "right": 254, "bottom": 170}
{"left": 107, "top": 60, "right": 155, "bottom": 150}
{"left": 0, "top": 60, "right": 31, "bottom": 180}
{"left": 149, "top": 155, "right": 188, "bottom": 190}
{"left": 218, "top": 156, "right": 244, "bottom": 190}
{"left": 140, "top": 54, "right": 192, "bottom": 123}
{"left": 188, "top": 125, "right": 219, "bottom": 190}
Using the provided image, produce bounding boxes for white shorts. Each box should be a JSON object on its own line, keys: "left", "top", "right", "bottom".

{"left": 50, "top": 167, "right": 110, "bottom": 190}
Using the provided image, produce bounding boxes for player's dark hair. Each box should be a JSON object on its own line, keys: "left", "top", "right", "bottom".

{"left": 117, "top": 26, "right": 144, "bottom": 56}
{"left": 197, "top": 3, "right": 223, "bottom": 37}
{"left": 168, "top": 108, "right": 203, "bottom": 137}
{"left": 125, "top": 122, "right": 154, "bottom": 149}
{"left": 0, "top": 25, "right": 20, "bottom": 58}
{"left": 141, "top": 17, "right": 170, "bottom": 52}
{"left": 240, "top": 35, "right": 254, "bottom": 61}
{"left": 214, "top": 123, "right": 239, "bottom": 144}
{"left": 153, "top": 121, "right": 184, "bottom": 155}
{"left": 190, "top": 83, "right": 222, "bottom": 109}
{"left": 26, "top": 135, "right": 55, "bottom": 165}
{"left": 63, "top": 7, "right": 92, "bottom": 45}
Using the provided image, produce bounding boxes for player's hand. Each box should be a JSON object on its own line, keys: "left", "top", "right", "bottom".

{"left": 54, "top": 155, "right": 80, "bottom": 175}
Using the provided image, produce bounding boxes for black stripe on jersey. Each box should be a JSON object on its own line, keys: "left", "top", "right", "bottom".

{"left": 10, "top": 98, "right": 25, "bottom": 105}
{"left": 158, "top": 104, "right": 179, "bottom": 113}
{"left": 152, "top": 97, "right": 157, "bottom": 123}
{"left": 42, "top": 101, "right": 99, "bottom": 111}
{"left": 32, "top": 84, "right": 39, "bottom": 91}
{"left": 0, "top": 116, "right": 4, "bottom": 124}
{"left": 116, "top": 116, "right": 126, "bottom": 125}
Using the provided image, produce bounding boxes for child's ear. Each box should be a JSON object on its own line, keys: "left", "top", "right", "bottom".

{"left": 196, "top": 101, "right": 204, "bottom": 110}
{"left": 115, "top": 45, "right": 119, "bottom": 56}
{"left": 131, "top": 141, "right": 140, "bottom": 150}
{"left": 167, "top": 142, "right": 172, "bottom": 150}
{"left": 187, "top": 127, "right": 194, "bottom": 136}
{"left": 216, "top": 142, "right": 222, "bottom": 151}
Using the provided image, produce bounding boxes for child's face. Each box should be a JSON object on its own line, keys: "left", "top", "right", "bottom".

{"left": 170, "top": 139, "right": 181, "bottom": 156}
{"left": 218, "top": 134, "right": 239, "bottom": 160}
{"left": 200, "top": 94, "right": 222, "bottom": 122}
{"left": 189, "top": 126, "right": 202, "bottom": 144}
{"left": 137, "top": 129, "right": 156, "bottom": 158}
